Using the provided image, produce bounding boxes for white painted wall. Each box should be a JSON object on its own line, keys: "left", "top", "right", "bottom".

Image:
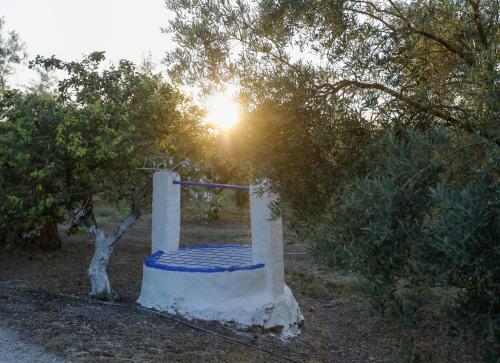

{"left": 151, "top": 171, "right": 180, "bottom": 253}
{"left": 250, "top": 186, "right": 285, "bottom": 298}
{"left": 138, "top": 265, "right": 303, "bottom": 336}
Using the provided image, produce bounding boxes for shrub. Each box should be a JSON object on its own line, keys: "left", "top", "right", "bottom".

{"left": 0, "top": 91, "right": 68, "bottom": 251}
{"left": 311, "top": 127, "right": 499, "bottom": 359}
{"left": 430, "top": 152, "right": 500, "bottom": 359}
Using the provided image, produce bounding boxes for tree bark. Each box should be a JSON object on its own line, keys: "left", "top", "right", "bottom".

{"left": 87, "top": 225, "right": 112, "bottom": 299}
{"left": 83, "top": 181, "right": 150, "bottom": 300}
{"left": 37, "top": 222, "right": 62, "bottom": 251}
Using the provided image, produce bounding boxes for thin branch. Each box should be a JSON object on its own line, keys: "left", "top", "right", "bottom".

{"left": 402, "top": 138, "right": 499, "bottom": 189}
{"left": 350, "top": 0, "right": 400, "bottom": 18}
{"left": 465, "top": 0, "right": 488, "bottom": 46}
{"left": 320, "top": 79, "right": 461, "bottom": 126}
{"left": 106, "top": 179, "right": 151, "bottom": 247}
{"left": 346, "top": 7, "right": 398, "bottom": 32}
{"left": 83, "top": 211, "right": 102, "bottom": 243}
{"left": 234, "top": 34, "right": 301, "bottom": 74}
{"left": 385, "top": 0, "right": 472, "bottom": 63}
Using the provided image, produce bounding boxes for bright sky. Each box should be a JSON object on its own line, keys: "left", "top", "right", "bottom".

{"left": 0, "top": 0, "right": 242, "bottom": 129}
{"left": 0, "top": 0, "right": 174, "bottom": 87}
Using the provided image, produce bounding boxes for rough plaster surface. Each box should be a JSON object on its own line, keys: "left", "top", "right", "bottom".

{"left": 137, "top": 266, "right": 304, "bottom": 336}
{"left": 250, "top": 186, "right": 285, "bottom": 297}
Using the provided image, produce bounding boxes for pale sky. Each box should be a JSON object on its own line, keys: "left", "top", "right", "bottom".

{"left": 0, "top": 0, "right": 175, "bottom": 87}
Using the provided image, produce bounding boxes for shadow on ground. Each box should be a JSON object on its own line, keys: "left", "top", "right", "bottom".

{"left": 0, "top": 210, "right": 479, "bottom": 362}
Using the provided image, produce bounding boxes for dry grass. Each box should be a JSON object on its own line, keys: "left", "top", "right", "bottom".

{"left": 0, "top": 198, "right": 481, "bottom": 362}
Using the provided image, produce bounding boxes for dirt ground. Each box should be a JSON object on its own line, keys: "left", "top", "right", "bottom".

{"left": 0, "top": 207, "right": 480, "bottom": 362}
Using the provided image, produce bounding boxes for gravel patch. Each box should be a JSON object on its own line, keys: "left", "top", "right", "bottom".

{"left": 0, "top": 324, "right": 64, "bottom": 363}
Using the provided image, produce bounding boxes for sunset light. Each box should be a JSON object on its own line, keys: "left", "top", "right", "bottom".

{"left": 204, "top": 89, "right": 240, "bottom": 130}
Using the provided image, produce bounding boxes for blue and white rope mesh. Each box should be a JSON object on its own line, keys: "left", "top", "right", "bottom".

{"left": 145, "top": 244, "right": 265, "bottom": 273}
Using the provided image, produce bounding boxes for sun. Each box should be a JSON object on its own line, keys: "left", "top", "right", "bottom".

{"left": 204, "top": 89, "right": 240, "bottom": 130}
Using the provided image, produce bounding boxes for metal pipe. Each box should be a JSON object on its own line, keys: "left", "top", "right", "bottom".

{"left": 173, "top": 180, "right": 250, "bottom": 191}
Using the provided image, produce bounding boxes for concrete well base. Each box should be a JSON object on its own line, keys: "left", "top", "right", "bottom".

{"left": 137, "top": 251, "right": 303, "bottom": 336}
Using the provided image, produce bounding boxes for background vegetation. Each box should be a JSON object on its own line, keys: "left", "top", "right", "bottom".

{"left": 165, "top": 0, "right": 499, "bottom": 360}
{"left": 1, "top": 0, "right": 499, "bottom": 360}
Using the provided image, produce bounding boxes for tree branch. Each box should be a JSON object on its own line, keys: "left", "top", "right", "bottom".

{"left": 465, "top": 0, "right": 488, "bottom": 46}
{"left": 320, "top": 79, "right": 500, "bottom": 145}
{"left": 346, "top": 7, "right": 398, "bottom": 32}
{"left": 77, "top": 196, "right": 103, "bottom": 242}
{"left": 321, "top": 80, "right": 460, "bottom": 126}
{"left": 385, "top": 0, "right": 472, "bottom": 63}
{"left": 106, "top": 179, "right": 151, "bottom": 247}
{"left": 402, "top": 137, "right": 499, "bottom": 189}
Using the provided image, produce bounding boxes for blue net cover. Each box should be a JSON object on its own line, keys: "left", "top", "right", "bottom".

{"left": 144, "top": 244, "right": 265, "bottom": 273}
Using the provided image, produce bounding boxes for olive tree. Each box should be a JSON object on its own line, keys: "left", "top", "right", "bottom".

{"left": 163, "top": 0, "right": 499, "bottom": 212}
{"left": 0, "top": 17, "right": 25, "bottom": 89}
{"left": 162, "top": 2, "right": 500, "bottom": 358}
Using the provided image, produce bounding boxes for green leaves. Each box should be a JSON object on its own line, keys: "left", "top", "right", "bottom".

{"left": 431, "top": 174, "right": 500, "bottom": 358}
{"left": 1, "top": 53, "right": 208, "bottom": 251}
{"left": 0, "top": 17, "right": 25, "bottom": 89}
{"left": 0, "top": 91, "right": 70, "bottom": 250}
{"left": 163, "top": 0, "right": 499, "bottom": 358}
{"left": 308, "top": 127, "right": 500, "bottom": 359}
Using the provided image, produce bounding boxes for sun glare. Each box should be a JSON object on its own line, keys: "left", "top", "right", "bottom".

{"left": 204, "top": 89, "right": 240, "bottom": 130}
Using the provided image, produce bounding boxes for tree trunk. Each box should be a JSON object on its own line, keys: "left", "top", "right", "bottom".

{"left": 87, "top": 227, "right": 113, "bottom": 299}
{"left": 37, "top": 223, "right": 62, "bottom": 251}
{"left": 84, "top": 181, "right": 150, "bottom": 300}
{"left": 87, "top": 214, "right": 139, "bottom": 299}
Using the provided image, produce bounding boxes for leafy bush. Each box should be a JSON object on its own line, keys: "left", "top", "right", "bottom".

{"left": 310, "top": 127, "right": 499, "bottom": 359}
{"left": 430, "top": 152, "right": 500, "bottom": 360}
{"left": 0, "top": 91, "right": 68, "bottom": 250}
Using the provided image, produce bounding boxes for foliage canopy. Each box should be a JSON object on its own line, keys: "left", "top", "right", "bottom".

{"left": 165, "top": 0, "right": 499, "bottom": 213}
{"left": 0, "top": 52, "right": 208, "bottom": 253}
{"left": 164, "top": 0, "right": 500, "bottom": 358}
{"left": 0, "top": 17, "right": 25, "bottom": 89}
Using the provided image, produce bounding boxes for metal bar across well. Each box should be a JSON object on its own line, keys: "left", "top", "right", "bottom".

{"left": 173, "top": 180, "right": 250, "bottom": 191}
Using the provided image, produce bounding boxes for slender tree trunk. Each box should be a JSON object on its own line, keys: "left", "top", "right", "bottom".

{"left": 83, "top": 181, "right": 150, "bottom": 300}
{"left": 87, "top": 226, "right": 112, "bottom": 299}
{"left": 37, "top": 222, "right": 61, "bottom": 251}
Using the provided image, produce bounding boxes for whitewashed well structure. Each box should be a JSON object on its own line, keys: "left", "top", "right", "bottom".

{"left": 138, "top": 171, "right": 303, "bottom": 336}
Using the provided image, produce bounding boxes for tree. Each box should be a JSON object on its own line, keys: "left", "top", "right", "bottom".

{"left": 191, "top": 131, "right": 253, "bottom": 221}
{"left": 0, "top": 90, "right": 71, "bottom": 251}
{"left": 308, "top": 127, "right": 499, "bottom": 358}
{"left": 166, "top": 0, "right": 499, "bottom": 128}
{"left": 2, "top": 52, "right": 208, "bottom": 299}
{"left": 164, "top": 0, "right": 499, "bottom": 213}
{"left": 0, "top": 17, "right": 25, "bottom": 89}
{"left": 163, "top": 1, "right": 500, "bottom": 358}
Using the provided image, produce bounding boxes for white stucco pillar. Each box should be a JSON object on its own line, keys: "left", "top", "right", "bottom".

{"left": 250, "top": 185, "right": 285, "bottom": 298}
{"left": 151, "top": 170, "right": 181, "bottom": 253}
